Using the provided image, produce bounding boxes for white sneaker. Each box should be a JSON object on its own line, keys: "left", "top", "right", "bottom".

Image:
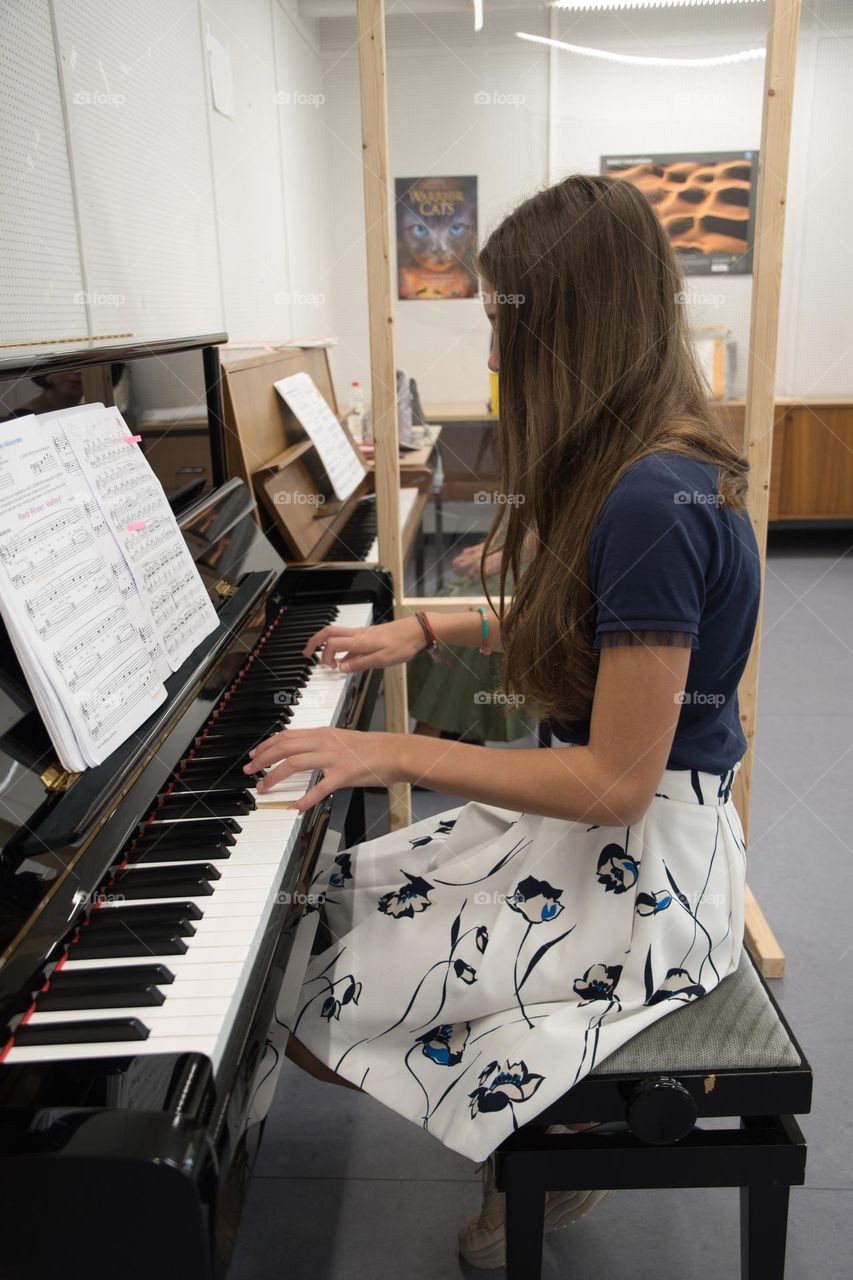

{"left": 458, "top": 1127, "right": 613, "bottom": 1269}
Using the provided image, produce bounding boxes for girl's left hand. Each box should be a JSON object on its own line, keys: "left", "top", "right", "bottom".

{"left": 244, "top": 728, "right": 401, "bottom": 814}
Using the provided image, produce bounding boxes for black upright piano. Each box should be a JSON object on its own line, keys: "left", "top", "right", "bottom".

{"left": 0, "top": 475, "right": 392, "bottom": 1279}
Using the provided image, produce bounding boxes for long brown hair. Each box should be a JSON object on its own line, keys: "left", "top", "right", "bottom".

{"left": 476, "top": 173, "right": 748, "bottom": 723}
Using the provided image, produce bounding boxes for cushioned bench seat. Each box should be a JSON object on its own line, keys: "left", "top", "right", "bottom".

{"left": 592, "top": 949, "right": 802, "bottom": 1076}
{"left": 498, "top": 949, "right": 813, "bottom": 1280}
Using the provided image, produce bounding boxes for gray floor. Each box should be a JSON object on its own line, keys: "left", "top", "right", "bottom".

{"left": 230, "top": 528, "right": 853, "bottom": 1280}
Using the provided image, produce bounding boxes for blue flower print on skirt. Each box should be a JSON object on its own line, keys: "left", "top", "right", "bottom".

{"left": 469, "top": 1060, "right": 544, "bottom": 1121}
{"left": 377, "top": 872, "right": 434, "bottom": 919}
{"left": 596, "top": 843, "right": 640, "bottom": 894}
{"left": 291, "top": 769, "right": 746, "bottom": 1163}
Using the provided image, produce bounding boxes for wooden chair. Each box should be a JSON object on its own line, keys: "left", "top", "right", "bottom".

{"left": 496, "top": 950, "right": 812, "bottom": 1279}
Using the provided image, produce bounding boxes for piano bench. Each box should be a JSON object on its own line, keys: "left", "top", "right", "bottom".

{"left": 495, "top": 949, "right": 812, "bottom": 1280}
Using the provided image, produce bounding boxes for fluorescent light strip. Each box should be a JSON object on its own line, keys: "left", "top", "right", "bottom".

{"left": 473, "top": 0, "right": 484, "bottom": 31}
{"left": 550, "top": 0, "right": 761, "bottom": 9}
{"left": 516, "top": 31, "right": 766, "bottom": 67}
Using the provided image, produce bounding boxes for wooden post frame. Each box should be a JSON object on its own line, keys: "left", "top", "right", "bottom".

{"left": 356, "top": 0, "right": 411, "bottom": 828}
{"left": 732, "top": 0, "right": 802, "bottom": 977}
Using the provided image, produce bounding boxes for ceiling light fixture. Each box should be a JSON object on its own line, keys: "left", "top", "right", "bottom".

{"left": 516, "top": 30, "right": 766, "bottom": 67}
{"left": 549, "top": 0, "right": 761, "bottom": 10}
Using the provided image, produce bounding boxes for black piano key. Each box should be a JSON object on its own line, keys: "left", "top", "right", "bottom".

{"left": 84, "top": 903, "right": 203, "bottom": 928}
{"left": 80, "top": 917, "right": 196, "bottom": 943}
{"left": 127, "top": 840, "right": 233, "bottom": 864}
{"left": 71, "top": 936, "right": 189, "bottom": 959}
{"left": 38, "top": 985, "right": 166, "bottom": 1012}
{"left": 156, "top": 791, "right": 255, "bottom": 819}
{"left": 114, "top": 863, "right": 221, "bottom": 887}
{"left": 14, "top": 1018, "right": 150, "bottom": 1046}
{"left": 180, "top": 747, "right": 257, "bottom": 768}
{"left": 172, "top": 769, "right": 262, "bottom": 791}
{"left": 49, "top": 964, "right": 175, "bottom": 991}
{"left": 139, "top": 818, "right": 240, "bottom": 842}
{"left": 201, "top": 723, "right": 286, "bottom": 742}
{"left": 111, "top": 876, "right": 216, "bottom": 900}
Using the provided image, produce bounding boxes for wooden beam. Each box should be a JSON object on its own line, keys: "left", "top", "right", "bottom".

{"left": 734, "top": 0, "right": 802, "bottom": 977}
{"left": 356, "top": 0, "right": 410, "bottom": 828}
{"left": 744, "top": 885, "right": 786, "bottom": 980}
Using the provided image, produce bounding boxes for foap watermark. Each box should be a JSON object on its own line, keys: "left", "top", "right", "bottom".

{"left": 276, "top": 890, "right": 324, "bottom": 906}
{"left": 274, "top": 90, "right": 325, "bottom": 107}
{"left": 673, "top": 490, "right": 725, "bottom": 507}
{"left": 274, "top": 491, "right": 325, "bottom": 506}
{"left": 675, "top": 289, "right": 726, "bottom": 307}
{"left": 473, "top": 889, "right": 510, "bottom": 906}
{"left": 73, "top": 290, "right": 125, "bottom": 308}
{"left": 675, "top": 691, "right": 726, "bottom": 708}
{"left": 273, "top": 689, "right": 328, "bottom": 708}
{"left": 72, "top": 889, "right": 126, "bottom": 907}
{"left": 474, "top": 690, "right": 525, "bottom": 707}
{"left": 477, "top": 289, "right": 525, "bottom": 308}
{"left": 273, "top": 290, "right": 326, "bottom": 308}
{"left": 673, "top": 89, "right": 727, "bottom": 110}
{"left": 474, "top": 490, "right": 525, "bottom": 506}
{"left": 473, "top": 90, "right": 526, "bottom": 108}
{"left": 73, "top": 89, "right": 126, "bottom": 107}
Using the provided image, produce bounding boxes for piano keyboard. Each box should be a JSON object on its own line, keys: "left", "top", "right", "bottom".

{"left": 325, "top": 488, "right": 419, "bottom": 563}
{"left": 1, "top": 600, "right": 373, "bottom": 1069}
{"left": 365, "top": 488, "right": 419, "bottom": 563}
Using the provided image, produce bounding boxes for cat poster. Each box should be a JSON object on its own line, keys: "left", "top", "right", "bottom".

{"left": 395, "top": 176, "right": 478, "bottom": 300}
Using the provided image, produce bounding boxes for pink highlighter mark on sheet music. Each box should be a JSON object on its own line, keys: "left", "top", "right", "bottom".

{"left": 126, "top": 520, "right": 147, "bottom": 532}
{"left": 123, "top": 434, "right": 142, "bottom": 444}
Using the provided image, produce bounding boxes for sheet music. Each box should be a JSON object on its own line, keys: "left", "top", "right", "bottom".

{"left": 273, "top": 372, "right": 367, "bottom": 502}
{"left": 0, "top": 418, "right": 167, "bottom": 770}
{"left": 63, "top": 406, "right": 219, "bottom": 672}
{"left": 38, "top": 406, "right": 171, "bottom": 682}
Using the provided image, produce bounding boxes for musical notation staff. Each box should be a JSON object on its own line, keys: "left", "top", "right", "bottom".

{"left": 65, "top": 406, "right": 218, "bottom": 671}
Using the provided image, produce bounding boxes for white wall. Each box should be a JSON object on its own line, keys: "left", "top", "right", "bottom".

{"left": 6, "top": 0, "right": 850, "bottom": 412}
{"left": 315, "top": 0, "right": 853, "bottom": 404}
{"left": 131, "top": 0, "right": 335, "bottom": 410}
{"left": 320, "top": 9, "right": 551, "bottom": 405}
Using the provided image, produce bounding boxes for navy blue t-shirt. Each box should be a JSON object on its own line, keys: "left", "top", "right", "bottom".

{"left": 552, "top": 451, "right": 761, "bottom": 771}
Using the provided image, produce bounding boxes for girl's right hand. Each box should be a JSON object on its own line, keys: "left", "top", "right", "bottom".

{"left": 303, "top": 615, "right": 427, "bottom": 673}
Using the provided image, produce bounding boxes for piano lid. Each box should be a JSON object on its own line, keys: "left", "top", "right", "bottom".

{"left": 0, "top": 479, "right": 285, "bottom": 902}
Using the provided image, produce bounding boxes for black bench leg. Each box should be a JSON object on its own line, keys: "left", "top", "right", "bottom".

{"left": 740, "top": 1183, "right": 791, "bottom": 1280}
{"left": 505, "top": 1181, "right": 545, "bottom": 1280}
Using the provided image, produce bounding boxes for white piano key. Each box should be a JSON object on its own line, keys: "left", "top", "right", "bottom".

{"left": 5, "top": 1037, "right": 218, "bottom": 1065}
{"left": 29, "top": 998, "right": 232, "bottom": 1024}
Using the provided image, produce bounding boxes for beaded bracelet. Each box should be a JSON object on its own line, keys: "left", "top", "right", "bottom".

{"left": 476, "top": 606, "right": 492, "bottom": 656}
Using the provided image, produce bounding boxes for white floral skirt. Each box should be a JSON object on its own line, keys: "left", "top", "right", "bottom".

{"left": 290, "top": 763, "right": 746, "bottom": 1163}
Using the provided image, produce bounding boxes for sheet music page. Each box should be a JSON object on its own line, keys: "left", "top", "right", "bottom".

{"left": 273, "top": 372, "right": 367, "bottom": 502}
{"left": 0, "top": 417, "right": 167, "bottom": 769}
{"left": 38, "top": 405, "right": 171, "bottom": 682}
{"left": 63, "top": 406, "right": 220, "bottom": 672}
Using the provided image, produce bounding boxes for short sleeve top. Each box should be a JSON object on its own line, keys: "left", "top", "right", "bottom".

{"left": 551, "top": 450, "right": 761, "bottom": 772}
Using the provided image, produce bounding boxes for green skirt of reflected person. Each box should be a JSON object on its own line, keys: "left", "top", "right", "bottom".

{"left": 406, "top": 574, "right": 537, "bottom": 742}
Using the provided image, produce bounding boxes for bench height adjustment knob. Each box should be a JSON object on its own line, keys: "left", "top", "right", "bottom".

{"left": 627, "top": 1076, "right": 698, "bottom": 1145}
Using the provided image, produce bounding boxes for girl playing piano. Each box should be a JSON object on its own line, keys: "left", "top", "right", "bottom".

{"left": 244, "top": 173, "right": 760, "bottom": 1268}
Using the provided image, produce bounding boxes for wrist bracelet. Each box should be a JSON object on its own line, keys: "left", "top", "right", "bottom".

{"left": 476, "top": 606, "right": 492, "bottom": 655}
{"left": 415, "top": 611, "right": 445, "bottom": 665}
